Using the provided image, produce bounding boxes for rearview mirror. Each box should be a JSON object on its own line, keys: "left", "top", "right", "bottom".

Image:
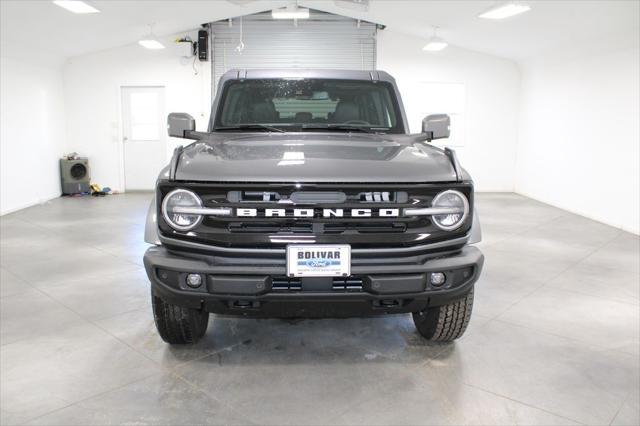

{"left": 422, "top": 114, "right": 450, "bottom": 142}
{"left": 168, "top": 113, "right": 195, "bottom": 138}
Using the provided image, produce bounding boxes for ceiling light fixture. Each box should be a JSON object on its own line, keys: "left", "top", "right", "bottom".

{"left": 478, "top": 2, "right": 531, "bottom": 20}
{"left": 52, "top": 0, "right": 100, "bottom": 14}
{"left": 272, "top": 2, "right": 310, "bottom": 19}
{"left": 138, "top": 39, "right": 165, "bottom": 50}
{"left": 138, "top": 23, "right": 165, "bottom": 50}
{"left": 423, "top": 27, "right": 448, "bottom": 52}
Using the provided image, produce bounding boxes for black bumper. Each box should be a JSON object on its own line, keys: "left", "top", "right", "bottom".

{"left": 143, "top": 245, "right": 484, "bottom": 318}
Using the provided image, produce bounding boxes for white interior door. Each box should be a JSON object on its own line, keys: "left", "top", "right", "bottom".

{"left": 121, "top": 86, "right": 166, "bottom": 190}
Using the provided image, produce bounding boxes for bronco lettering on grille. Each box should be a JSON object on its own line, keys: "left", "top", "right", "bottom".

{"left": 236, "top": 208, "right": 400, "bottom": 218}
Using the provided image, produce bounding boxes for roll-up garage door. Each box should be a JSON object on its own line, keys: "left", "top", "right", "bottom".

{"left": 211, "top": 10, "right": 377, "bottom": 94}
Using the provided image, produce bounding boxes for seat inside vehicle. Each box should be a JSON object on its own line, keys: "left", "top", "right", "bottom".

{"left": 251, "top": 101, "right": 278, "bottom": 123}
{"left": 331, "top": 100, "right": 360, "bottom": 123}
{"left": 294, "top": 112, "right": 313, "bottom": 123}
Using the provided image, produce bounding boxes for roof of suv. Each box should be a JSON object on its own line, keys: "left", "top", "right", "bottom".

{"left": 220, "top": 69, "right": 396, "bottom": 83}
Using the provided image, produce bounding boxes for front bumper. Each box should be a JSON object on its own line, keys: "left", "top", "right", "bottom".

{"left": 143, "top": 245, "right": 484, "bottom": 318}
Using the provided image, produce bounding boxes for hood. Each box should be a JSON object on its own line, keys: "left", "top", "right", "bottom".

{"left": 175, "top": 133, "right": 457, "bottom": 183}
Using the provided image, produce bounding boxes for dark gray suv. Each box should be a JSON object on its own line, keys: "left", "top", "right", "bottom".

{"left": 143, "top": 69, "right": 484, "bottom": 344}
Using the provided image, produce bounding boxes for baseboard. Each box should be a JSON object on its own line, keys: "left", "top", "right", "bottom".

{"left": 0, "top": 194, "right": 61, "bottom": 216}
{"left": 514, "top": 190, "right": 639, "bottom": 236}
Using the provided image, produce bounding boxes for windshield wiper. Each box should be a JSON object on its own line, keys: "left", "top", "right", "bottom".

{"left": 300, "top": 124, "right": 384, "bottom": 134}
{"left": 214, "top": 124, "right": 285, "bottom": 133}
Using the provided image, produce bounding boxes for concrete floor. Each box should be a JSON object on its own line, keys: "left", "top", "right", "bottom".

{"left": 0, "top": 192, "right": 638, "bottom": 425}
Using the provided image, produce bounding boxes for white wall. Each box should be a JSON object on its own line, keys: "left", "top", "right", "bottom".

{"left": 377, "top": 30, "right": 521, "bottom": 192}
{"left": 0, "top": 57, "right": 66, "bottom": 215}
{"left": 63, "top": 31, "right": 210, "bottom": 191}
{"left": 516, "top": 41, "right": 640, "bottom": 234}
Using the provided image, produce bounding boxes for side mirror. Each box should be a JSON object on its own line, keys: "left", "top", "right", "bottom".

{"left": 422, "top": 114, "right": 450, "bottom": 142}
{"left": 167, "top": 113, "right": 195, "bottom": 138}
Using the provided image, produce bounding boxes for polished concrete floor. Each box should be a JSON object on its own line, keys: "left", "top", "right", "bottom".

{"left": 0, "top": 193, "right": 638, "bottom": 425}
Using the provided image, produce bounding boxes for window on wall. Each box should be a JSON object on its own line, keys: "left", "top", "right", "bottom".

{"left": 129, "top": 91, "right": 161, "bottom": 141}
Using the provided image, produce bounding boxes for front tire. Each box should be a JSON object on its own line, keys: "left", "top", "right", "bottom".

{"left": 152, "top": 295, "right": 209, "bottom": 344}
{"left": 412, "top": 287, "right": 474, "bottom": 342}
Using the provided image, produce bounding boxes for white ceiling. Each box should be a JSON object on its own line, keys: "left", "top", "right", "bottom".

{"left": 307, "top": 0, "right": 640, "bottom": 61}
{"left": 0, "top": 1, "right": 287, "bottom": 64}
{"left": 1, "top": 0, "right": 638, "bottom": 65}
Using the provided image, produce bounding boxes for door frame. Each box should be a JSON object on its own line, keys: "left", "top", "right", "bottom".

{"left": 118, "top": 84, "right": 167, "bottom": 192}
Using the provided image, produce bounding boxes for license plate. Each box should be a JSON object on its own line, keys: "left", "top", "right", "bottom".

{"left": 286, "top": 245, "right": 351, "bottom": 277}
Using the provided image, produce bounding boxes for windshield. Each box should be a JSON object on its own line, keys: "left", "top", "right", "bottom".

{"left": 214, "top": 79, "right": 404, "bottom": 133}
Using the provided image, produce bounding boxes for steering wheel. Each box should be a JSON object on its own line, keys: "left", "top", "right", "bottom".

{"left": 342, "top": 120, "right": 371, "bottom": 125}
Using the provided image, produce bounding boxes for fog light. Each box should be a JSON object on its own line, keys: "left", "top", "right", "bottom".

{"left": 430, "top": 272, "right": 446, "bottom": 286}
{"left": 186, "top": 274, "right": 203, "bottom": 288}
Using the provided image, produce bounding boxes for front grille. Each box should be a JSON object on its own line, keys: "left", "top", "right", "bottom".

{"left": 270, "top": 276, "right": 364, "bottom": 292}
{"left": 323, "top": 223, "right": 407, "bottom": 234}
{"left": 272, "top": 277, "right": 302, "bottom": 291}
{"left": 331, "top": 277, "right": 364, "bottom": 292}
{"left": 158, "top": 182, "right": 473, "bottom": 250}
{"left": 227, "top": 190, "right": 408, "bottom": 204}
{"left": 229, "top": 222, "right": 313, "bottom": 233}
{"left": 227, "top": 222, "right": 406, "bottom": 234}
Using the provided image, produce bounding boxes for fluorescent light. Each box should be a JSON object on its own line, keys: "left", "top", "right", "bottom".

{"left": 423, "top": 36, "right": 448, "bottom": 52}
{"left": 138, "top": 39, "right": 165, "bottom": 50}
{"left": 479, "top": 3, "right": 531, "bottom": 20}
{"left": 272, "top": 6, "right": 310, "bottom": 19}
{"left": 52, "top": 0, "right": 100, "bottom": 14}
{"left": 139, "top": 23, "right": 164, "bottom": 50}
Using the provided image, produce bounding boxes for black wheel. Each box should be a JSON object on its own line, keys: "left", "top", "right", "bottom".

{"left": 412, "top": 287, "right": 474, "bottom": 342}
{"left": 152, "top": 295, "right": 209, "bottom": 344}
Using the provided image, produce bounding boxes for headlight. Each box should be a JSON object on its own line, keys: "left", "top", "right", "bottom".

{"left": 431, "top": 190, "right": 469, "bottom": 231}
{"left": 161, "top": 189, "right": 203, "bottom": 231}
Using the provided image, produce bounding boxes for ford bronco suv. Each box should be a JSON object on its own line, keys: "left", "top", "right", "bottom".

{"left": 144, "top": 69, "right": 484, "bottom": 345}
